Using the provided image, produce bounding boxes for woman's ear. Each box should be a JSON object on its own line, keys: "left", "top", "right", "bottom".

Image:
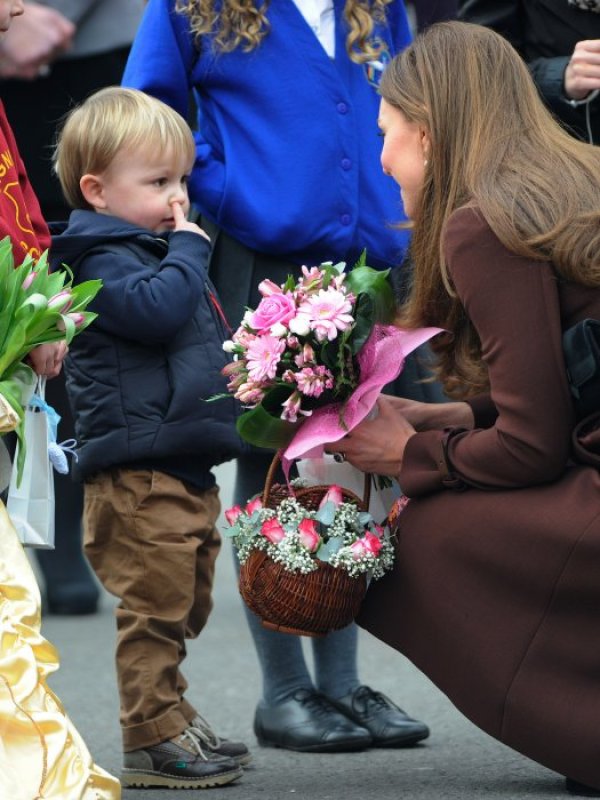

{"left": 79, "top": 174, "right": 107, "bottom": 210}
{"left": 420, "top": 126, "right": 432, "bottom": 162}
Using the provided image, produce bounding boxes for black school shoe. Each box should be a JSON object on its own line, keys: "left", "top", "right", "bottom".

{"left": 254, "top": 688, "right": 372, "bottom": 752}
{"left": 329, "top": 685, "right": 430, "bottom": 747}
{"left": 122, "top": 728, "right": 243, "bottom": 789}
{"left": 566, "top": 778, "right": 600, "bottom": 797}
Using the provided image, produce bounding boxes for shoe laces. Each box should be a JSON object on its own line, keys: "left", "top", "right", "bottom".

{"left": 176, "top": 727, "right": 214, "bottom": 761}
{"left": 294, "top": 689, "right": 339, "bottom": 719}
{"left": 188, "top": 714, "right": 222, "bottom": 749}
{"left": 352, "top": 685, "right": 398, "bottom": 715}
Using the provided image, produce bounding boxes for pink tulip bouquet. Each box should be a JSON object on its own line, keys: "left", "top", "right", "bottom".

{"left": 224, "top": 483, "right": 395, "bottom": 580}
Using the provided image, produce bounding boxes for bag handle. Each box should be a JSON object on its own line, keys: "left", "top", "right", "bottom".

{"left": 262, "top": 450, "right": 372, "bottom": 512}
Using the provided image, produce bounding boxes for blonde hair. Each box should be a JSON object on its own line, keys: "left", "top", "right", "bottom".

{"left": 380, "top": 21, "right": 600, "bottom": 397}
{"left": 175, "top": 0, "right": 393, "bottom": 62}
{"left": 54, "top": 87, "right": 196, "bottom": 210}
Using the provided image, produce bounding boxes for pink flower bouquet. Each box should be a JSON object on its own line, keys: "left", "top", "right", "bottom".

{"left": 219, "top": 254, "right": 441, "bottom": 461}
{"left": 220, "top": 254, "right": 398, "bottom": 449}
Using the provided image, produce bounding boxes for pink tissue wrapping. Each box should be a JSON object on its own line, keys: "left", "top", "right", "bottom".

{"left": 282, "top": 324, "right": 442, "bottom": 474}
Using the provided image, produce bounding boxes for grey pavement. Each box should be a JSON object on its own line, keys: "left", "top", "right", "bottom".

{"left": 40, "top": 463, "right": 570, "bottom": 800}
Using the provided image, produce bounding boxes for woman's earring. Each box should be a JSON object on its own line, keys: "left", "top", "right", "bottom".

{"left": 424, "top": 159, "right": 429, "bottom": 167}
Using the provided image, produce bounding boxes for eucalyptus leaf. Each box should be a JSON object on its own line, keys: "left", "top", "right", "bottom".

{"left": 316, "top": 536, "right": 344, "bottom": 562}
{"left": 315, "top": 501, "right": 336, "bottom": 526}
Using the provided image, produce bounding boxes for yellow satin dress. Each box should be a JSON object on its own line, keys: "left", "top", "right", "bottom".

{"left": 0, "top": 501, "right": 120, "bottom": 800}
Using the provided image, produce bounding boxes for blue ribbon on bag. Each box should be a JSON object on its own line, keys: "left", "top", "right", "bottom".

{"left": 28, "top": 392, "right": 78, "bottom": 475}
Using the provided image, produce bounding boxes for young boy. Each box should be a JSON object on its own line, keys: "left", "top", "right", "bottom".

{"left": 52, "top": 86, "right": 249, "bottom": 790}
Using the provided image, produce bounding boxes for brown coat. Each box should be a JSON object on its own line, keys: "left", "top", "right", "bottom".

{"left": 357, "top": 207, "right": 600, "bottom": 788}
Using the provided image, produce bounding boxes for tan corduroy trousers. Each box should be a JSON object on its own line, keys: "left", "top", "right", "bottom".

{"left": 83, "top": 468, "right": 221, "bottom": 752}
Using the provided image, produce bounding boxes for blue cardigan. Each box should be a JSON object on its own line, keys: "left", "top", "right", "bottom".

{"left": 122, "top": 0, "right": 412, "bottom": 270}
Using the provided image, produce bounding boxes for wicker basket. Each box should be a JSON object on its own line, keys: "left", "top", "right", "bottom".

{"left": 238, "top": 453, "right": 371, "bottom": 637}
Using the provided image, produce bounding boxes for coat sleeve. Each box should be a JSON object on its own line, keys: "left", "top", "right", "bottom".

{"left": 399, "top": 206, "right": 575, "bottom": 497}
{"left": 75, "top": 232, "right": 210, "bottom": 344}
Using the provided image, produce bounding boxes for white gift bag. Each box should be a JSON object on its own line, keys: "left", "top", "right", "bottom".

{"left": 296, "top": 454, "right": 400, "bottom": 524}
{"left": 6, "top": 378, "right": 55, "bottom": 549}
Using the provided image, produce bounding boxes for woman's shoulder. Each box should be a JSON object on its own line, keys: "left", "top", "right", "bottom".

{"left": 443, "top": 205, "right": 504, "bottom": 264}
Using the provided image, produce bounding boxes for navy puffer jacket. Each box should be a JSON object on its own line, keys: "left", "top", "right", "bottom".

{"left": 51, "top": 210, "right": 244, "bottom": 482}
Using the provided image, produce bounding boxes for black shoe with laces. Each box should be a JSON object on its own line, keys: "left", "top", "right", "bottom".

{"left": 253, "top": 688, "right": 372, "bottom": 752}
{"left": 122, "top": 727, "right": 243, "bottom": 789}
{"left": 329, "top": 685, "right": 430, "bottom": 747}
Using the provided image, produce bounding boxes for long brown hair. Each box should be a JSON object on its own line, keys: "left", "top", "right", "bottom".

{"left": 380, "top": 21, "right": 600, "bottom": 396}
{"left": 175, "top": 0, "right": 393, "bottom": 62}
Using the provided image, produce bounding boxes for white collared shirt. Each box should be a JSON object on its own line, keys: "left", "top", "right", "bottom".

{"left": 292, "top": 0, "right": 335, "bottom": 57}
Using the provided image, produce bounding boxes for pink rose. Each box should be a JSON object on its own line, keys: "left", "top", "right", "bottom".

{"left": 363, "top": 531, "right": 383, "bottom": 556}
{"left": 318, "top": 485, "right": 344, "bottom": 510}
{"left": 224, "top": 505, "right": 243, "bottom": 526}
{"left": 261, "top": 518, "right": 286, "bottom": 544}
{"left": 245, "top": 496, "right": 263, "bottom": 515}
{"left": 250, "top": 293, "right": 296, "bottom": 333}
{"left": 298, "top": 518, "right": 320, "bottom": 552}
{"left": 349, "top": 540, "right": 369, "bottom": 559}
{"left": 349, "top": 532, "right": 383, "bottom": 560}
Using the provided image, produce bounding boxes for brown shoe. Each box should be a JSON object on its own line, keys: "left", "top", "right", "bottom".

{"left": 122, "top": 727, "right": 243, "bottom": 789}
{"left": 190, "top": 713, "right": 253, "bottom": 767}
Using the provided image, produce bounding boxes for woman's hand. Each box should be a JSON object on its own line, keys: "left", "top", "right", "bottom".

{"left": 325, "top": 395, "right": 416, "bottom": 479}
{"left": 564, "top": 39, "right": 600, "bottom": 101}
{"left": 385, "top": 396, "right": 474, "bottom": 431}
{"left": 27, "top": 341, "right": 67, "bottom": 379}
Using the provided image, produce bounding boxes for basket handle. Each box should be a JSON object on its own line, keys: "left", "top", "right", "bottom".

{"left": 263, "top": 450, "right": 372, "bottom": 512}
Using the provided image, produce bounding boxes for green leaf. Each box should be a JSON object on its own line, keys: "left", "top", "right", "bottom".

{"left": 315, "top": 500, "right": 336, "bottom": 526}
{"left": 345, "top": 264, "right": 396, "bottom": 329}
{"left": 316, "top": 536, "right": 344, "bottom": 563}
{"left": 236, "top": 403, "right": 298, "bottom": 449}
{"left": 69, "top": 279, "right": 103, "bottom": 310}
